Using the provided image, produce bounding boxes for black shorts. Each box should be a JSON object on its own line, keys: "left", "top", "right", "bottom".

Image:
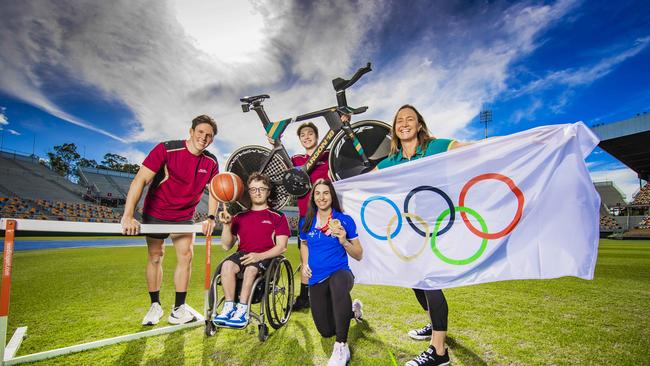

{"left": 142, "top": 213, "right": 194, "bottom": 240}
{"left": 224, "top": 251, "right": 272, "bottom": 273}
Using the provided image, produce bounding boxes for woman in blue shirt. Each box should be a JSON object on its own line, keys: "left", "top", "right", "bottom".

{"left": 299, "top": 178, "right": 363, "bottom": 366}
{"left": 377, "top": 104, "right": 472, "bottom": 366}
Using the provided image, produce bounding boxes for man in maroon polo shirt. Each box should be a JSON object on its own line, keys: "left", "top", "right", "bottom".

{"left": 121, "top": 115, "right": 219, "bottom": 326}
{"left": 212, "top": 172, "right": 290, "bottom": 328}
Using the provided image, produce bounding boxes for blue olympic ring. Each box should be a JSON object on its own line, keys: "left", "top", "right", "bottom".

{"left": 404, "top": 186, "right": 455, "bottom": 237}
{"left": 361, "top": 196, "right": 402, "bottom": 240}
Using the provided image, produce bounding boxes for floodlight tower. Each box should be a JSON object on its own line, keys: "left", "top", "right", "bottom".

{"left": 479, "top": 106, "right": 492, "bottom": 139}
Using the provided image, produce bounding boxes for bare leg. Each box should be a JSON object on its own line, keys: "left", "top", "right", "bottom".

{"left": 220, "top": 261, "right": 240, "bottom": 301}
{"left": 431, "top": 331, "right": 447, "bottom": 355}
{"left": 171, "top": 233, "right": 194, "bottom": 292}
{"left": 238, "top": 266, "right": 259, "bottom": 304}
{"left": 146, "top": 237, "right": 165, "bottom": 291}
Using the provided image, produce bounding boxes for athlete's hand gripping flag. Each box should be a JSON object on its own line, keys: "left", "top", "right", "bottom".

{"left": 334, "top": 122, "right": 600, "bottom": 290}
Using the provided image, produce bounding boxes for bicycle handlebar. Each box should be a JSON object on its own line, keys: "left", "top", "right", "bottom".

{"left": 332, "top": 62, "right": 372, "bottom": 92}
{"left": 332, "top": 62, "right": 372, "bottom": 115}
{"left": 240, "top": 62, "right": 372, "bottom": 117}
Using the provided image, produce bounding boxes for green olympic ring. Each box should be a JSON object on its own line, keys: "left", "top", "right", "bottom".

{"left": 430, "top": 206, "right": 488, "bottom": 265}
{"left": 386, "top": 213, "right": 429, "bottom": 261}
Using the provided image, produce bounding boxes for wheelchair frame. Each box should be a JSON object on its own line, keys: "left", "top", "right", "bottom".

{"left": 204, "top": 255, "right": 294, "bottom": 341}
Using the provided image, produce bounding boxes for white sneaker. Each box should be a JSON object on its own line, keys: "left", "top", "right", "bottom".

{"left": 142, "top": 302, "right": 163, "bottom": 326}
{"left": 212, "top": 301, "right": 236, "bottom": 325}
{"left": 327, "top": 342, "right": 350, "bottom": 366}
{"left": 168, "top": 304, "right": 198, "bottom": 325}
{"left": 352, "top": 299, "right": 363, "bottom": 322}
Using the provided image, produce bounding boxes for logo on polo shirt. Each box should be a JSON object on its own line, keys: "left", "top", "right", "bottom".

{"left": 261, "top": 220, "right": 272, "bottom": 225}
{"left": 198, "top": 168, "right": 208, "bottom": 173}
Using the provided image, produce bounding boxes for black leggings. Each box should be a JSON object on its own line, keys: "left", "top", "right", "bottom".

{"left": 309, "top": 269, "right": 355, "bottom": 343}
{"left": 413, "top": 289, "right": 448, "bottom": 331}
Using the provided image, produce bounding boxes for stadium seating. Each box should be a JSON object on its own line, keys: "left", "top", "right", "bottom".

{"left": 600, "top": 215, "right": 621, "bottom": 231}
{"left": 637, "top": 215, "right": 650, "bottom": 229}
{"left": 0, "top": 196, "right": 122, "bottom": 222}
{"left": 632, "top": 183, "right": 650, "bottom": 206}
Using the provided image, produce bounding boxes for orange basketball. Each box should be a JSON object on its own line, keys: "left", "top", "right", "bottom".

{"left": 209, "top": 172, "right": 244, "bottom": 203}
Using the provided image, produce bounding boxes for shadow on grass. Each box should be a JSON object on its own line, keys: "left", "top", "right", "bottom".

{"left": 114, "top": 335, "right": 146, "bottom": 366}
{"left": 447, "top": 336, "right": 486, "bottom": 366}
{"left": 161, "top": 329, "right": 187, "bottom": 365}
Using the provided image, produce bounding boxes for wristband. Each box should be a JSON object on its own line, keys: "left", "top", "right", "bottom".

{"left": 208, "top": 215, "right": 216, "bottom": 221}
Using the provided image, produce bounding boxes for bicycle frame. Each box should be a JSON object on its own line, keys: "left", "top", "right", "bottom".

{"left": 240, "top": 63, "right": 374, "bottom": 180}
{"left": 251, "top": 106, "right": 362, "bottom": 177}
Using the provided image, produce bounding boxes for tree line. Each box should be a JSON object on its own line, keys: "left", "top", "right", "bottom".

{"left": 46, "top": 142, "right": 139, "bottom": 180}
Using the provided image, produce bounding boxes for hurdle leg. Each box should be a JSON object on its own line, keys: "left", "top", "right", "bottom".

{"left": 1, "top": 220, "right": 22, "bottom": 365}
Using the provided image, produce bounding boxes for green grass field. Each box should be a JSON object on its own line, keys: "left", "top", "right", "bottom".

{"left": 3, "top": 239, "right": 649, "bottom": 365}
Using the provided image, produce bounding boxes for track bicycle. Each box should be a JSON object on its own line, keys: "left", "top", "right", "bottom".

{"left": 226, "top": 63, "right": 391, "bottom": 209}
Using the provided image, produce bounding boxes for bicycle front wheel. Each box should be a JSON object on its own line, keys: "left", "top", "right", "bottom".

{"left": 328, "top": 120, "right": 392, "bottom": 181}
{"left": 225, "top": 145, "right": 291, "bottom": 210}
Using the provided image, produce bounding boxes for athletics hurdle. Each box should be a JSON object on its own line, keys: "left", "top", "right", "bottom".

{"left": 0, "top": 218, "right": 213, "bottom": 365}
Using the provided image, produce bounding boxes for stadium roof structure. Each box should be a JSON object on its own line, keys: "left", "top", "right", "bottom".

{"left": 591, "top": 113, "right": 650, "bottom": 181}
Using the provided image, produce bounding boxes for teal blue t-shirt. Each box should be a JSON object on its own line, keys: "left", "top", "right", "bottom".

{"left": 376, "top": 138, "right": 454, "bottom": 169}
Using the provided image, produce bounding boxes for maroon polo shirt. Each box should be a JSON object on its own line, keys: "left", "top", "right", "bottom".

{"left": 231, "top": 208, "right": 290, "bottom": 253}
{"left": 292, "top": 151, "right": 330, "bottom": 217}
{"left": 142, "top": 140, "right": 219, "bottom": 221}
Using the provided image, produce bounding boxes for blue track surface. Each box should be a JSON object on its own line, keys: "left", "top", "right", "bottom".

{"left": 2, "top": 238, "right": 210, "bottom": 251}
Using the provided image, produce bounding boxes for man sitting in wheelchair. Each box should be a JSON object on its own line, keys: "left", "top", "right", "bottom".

{"left": 214, "top": 172, "right": 291, "bottom": 327}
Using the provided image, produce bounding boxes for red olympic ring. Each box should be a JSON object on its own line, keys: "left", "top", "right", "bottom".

{"left": 458, "top": 173, "right": 524, "bottom": 240}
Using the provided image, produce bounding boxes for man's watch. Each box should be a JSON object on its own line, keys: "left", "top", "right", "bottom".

{"left": 208, "top": 215, "right": 216, "bottom": 221}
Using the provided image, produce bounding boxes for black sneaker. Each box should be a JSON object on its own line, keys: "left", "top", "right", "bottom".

{"left": 405, "top": 346, "right": 450, "bottom": 366}
{"left": 408, "top": 323, "right": 433, "bottom": 340}
{"left": 292, "top": 296, "right": 310, "bottom": 311}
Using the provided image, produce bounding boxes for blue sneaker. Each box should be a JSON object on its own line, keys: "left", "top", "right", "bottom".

{"left": 225, "top": 303, "right": 249, "bottom": 328}
{"left": 212, "top": 301, "right": 235, "bottom": 325}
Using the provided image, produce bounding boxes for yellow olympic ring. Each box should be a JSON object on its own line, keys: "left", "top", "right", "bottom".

{"left": 386, "top": 213, "right": 429, "bottom": 261}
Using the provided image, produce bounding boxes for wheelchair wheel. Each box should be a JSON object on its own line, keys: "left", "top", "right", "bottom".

{"left": 226, "top": 145, "right": 292, "bottom": 210}
{"left": 264, "top": 257, "right": 294, "bottom": 330}
{"left": 328, "top": 119, "right": 391, "bottom": 180}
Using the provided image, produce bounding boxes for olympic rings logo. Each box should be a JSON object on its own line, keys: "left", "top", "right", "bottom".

{"left": 360, "top": 173, "right": 524, "bottom": 265}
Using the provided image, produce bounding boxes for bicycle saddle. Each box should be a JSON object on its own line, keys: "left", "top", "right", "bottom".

{"left": 240, "top": 94, "right": 270, "bottom": 104}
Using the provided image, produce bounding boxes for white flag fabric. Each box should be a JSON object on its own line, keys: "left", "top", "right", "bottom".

{"left": 333, "top": 122, "right": 600, "bottom": 290}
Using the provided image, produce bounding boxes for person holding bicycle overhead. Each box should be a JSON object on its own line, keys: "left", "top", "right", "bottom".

{"left": 298, "top": 179, "right": 364, "bottom": 366}
{"left": 267, "top": 114, "right": 350, "bottom": 311}
{"left": 376, "top": 105, "right": 473, "bottom": 366}
{"left": 288, "top": 121, "right": 330, "bottom": 310}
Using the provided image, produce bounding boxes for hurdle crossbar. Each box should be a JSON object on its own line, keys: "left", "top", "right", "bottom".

{"left": 0, "top": 218, "right": 213, "bottom": 365}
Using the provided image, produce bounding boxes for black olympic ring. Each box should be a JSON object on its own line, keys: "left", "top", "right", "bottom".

{"left": 403, "top": 185, "right": 455, "bottom": 237}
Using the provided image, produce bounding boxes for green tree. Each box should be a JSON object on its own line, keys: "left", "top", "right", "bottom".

{"left": 101, "top": 153, "right": 128, "bottom": 170}
{"left": 47, "top": 143, "right": 80, "bottom": 178}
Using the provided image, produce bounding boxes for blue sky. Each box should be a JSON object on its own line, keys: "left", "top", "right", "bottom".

{"left": 0, "top": 0, "right": 648, "bottom": 200}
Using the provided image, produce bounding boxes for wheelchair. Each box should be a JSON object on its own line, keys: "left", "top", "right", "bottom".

{"left": 204, "top": 255, "right": 294, "bottom": 341}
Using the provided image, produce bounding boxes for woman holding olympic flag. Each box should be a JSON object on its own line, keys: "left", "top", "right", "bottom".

{"left": 298, "top": 179, "right": 364, "bottom": 366}
{"left": 376, "top": 104, "right": 472, "bottom": 366}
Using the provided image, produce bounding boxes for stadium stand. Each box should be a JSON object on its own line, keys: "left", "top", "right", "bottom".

{"left": 0, "top": 151, "right": 85, "bottom": 202}
{"left": 637, "top": 215, "right": 650, "bottom": 229}
{"left": 631, "top": 182, "right": 650, "bottom": 206}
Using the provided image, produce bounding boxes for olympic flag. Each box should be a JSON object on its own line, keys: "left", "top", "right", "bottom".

{"left": 334, "top": 122, "right": 601, "bottom": 290}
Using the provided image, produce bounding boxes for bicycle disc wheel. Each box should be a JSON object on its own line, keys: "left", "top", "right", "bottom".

{"left": 329, "top": 120, "right": 392, "bottom": 181}
{"left": 225, "top": 145, "right": 291, "bottom": 210}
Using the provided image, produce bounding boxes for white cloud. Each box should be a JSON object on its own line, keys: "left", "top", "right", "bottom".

{"left": 0, "top": 0, "right": 579, "bottom": 163}
{"left": 590, "top": 167, "right": 643, "bottom": 203}
{"left": 0, "top": 107, "right": 7, "bottom": 125}
{"left": 512, "top": 36, "right": 650, "bottom": 97}
{"left": 117, "top": 148, "right": 147, "bottom": 165}
{"left": 8, "top": 129, "right": 21, "bottom": 136}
